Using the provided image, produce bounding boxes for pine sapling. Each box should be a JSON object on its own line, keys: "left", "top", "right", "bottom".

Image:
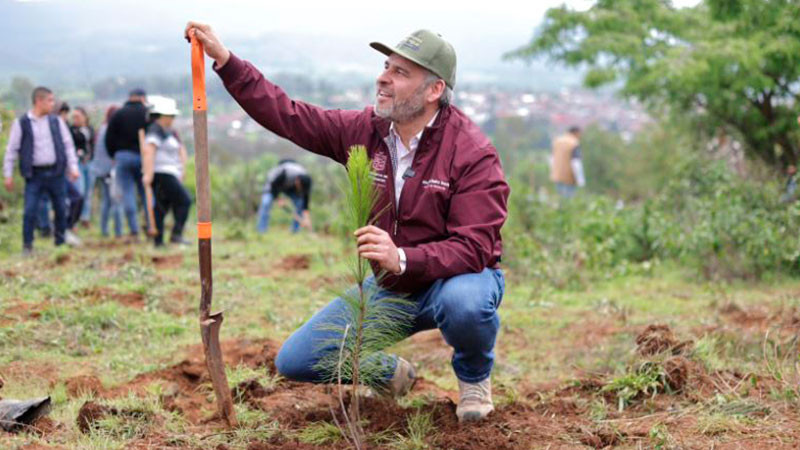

{"left": 315, "top": 145, "right": 414, "bottom": 449}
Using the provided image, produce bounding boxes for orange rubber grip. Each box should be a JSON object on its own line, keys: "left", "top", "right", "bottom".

{"left": 191, "top": 35, "right": 207, "bottom": 111}
{"left": 197, "top": 222, "right": 212, "bottom": 239}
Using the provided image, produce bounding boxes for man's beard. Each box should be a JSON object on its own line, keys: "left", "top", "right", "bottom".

{"left": 375, "top": 84, "right": 427, "bottom": 124}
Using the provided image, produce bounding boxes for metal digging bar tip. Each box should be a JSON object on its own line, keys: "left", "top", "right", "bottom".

{"left": 190, "top": 32, "right": 237, "bottom": 428}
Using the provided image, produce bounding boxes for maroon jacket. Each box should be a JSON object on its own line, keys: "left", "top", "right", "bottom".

{"left": 216, "top": 53, "right": 509, "bottom": 293}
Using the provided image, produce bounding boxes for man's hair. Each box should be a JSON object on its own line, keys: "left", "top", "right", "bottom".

{"left": 423, "top": 71, "right": 453, "bottom": 108}
{"left": 59, "top": 102, "right": 71, "bottom": 114}
{"left": 31, "top": 86, "right": 52, "bottom": 105}
{"left": 568, "top": 126, "right": 581, "bottom": 135}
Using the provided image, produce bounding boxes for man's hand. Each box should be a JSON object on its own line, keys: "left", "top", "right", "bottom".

{"left": 3, "top": 177, "right": 12, "bottom": 192}
{"left": 184, "top": 21, "right": 231, "bottom": 68}
{"left": 142, "top": 172, "right": 153, "bottom": 186}
{"left": 355, "top": 225, "right": 401, "bottom": 274}
{"left": 68, "top": 170, "right": 79, "bottom": 182}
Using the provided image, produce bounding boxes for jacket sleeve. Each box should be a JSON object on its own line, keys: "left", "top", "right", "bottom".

{"left": 214, "top": 53, "right": 361, "bottom": 165}
{"left": 400, "top": 145, "right": 509, "bottom": 283}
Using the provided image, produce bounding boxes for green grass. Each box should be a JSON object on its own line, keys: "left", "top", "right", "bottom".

{"left": 1, "top": 220, "right": 799, "bottom": 448}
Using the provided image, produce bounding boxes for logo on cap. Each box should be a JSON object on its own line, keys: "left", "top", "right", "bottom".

{"left": 399, "top": 36, "right": 422, "bottom": 52}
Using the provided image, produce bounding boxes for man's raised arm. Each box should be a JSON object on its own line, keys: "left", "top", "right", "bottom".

{"left": 185, "top": 22, "right": 360, "bottom": 164}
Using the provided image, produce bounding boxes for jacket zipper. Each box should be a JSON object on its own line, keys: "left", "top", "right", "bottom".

{"left": 393, "top": 134, "right": 428, "bottom": 237}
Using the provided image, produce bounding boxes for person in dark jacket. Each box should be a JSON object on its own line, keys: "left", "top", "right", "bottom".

{"left": 187, "top": 23, "right": 509, "bottom": 422}
{"left": 70, "top": 107, "right": 96, "bottom": 226}
{"left": 256, "top": 159, "right": 312, "bottom": 233}
{"left": 105, "top": 88, "right": 149, "bottom": 239}
{"left": 2, "top": 87, "right": 80, "bottom": 253}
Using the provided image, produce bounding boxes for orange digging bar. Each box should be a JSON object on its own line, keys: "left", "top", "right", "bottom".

{"left": 189, "top": 31, "right": 236, "bottom": 428}
{"left": 191, "top": 36, "right": 207, "bottom": 111}
{"left": 197, "top": 222, "right": 212, "bottom": 239}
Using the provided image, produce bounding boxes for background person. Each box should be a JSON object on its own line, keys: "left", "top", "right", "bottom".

{"left": 550, "top": 126, "right": 585, "bottom": 199}
{"left": 2, "top": 87, "right": 80, "bottom": 253}
{"left": 105, "top": 88, "right": 149, "bottom": 240}
{"left": 91, "top": 105, "right": 123, "bottom": 238}
{"left": 141, "top": 96, "right": 192, "bottom": 247}
{"left": 256, "top": 159, "right": 313, "bottom": 233}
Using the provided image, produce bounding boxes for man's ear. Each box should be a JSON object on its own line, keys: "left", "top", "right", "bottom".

{"left": 426, "top": 79, "right": 446, "bottom": 105}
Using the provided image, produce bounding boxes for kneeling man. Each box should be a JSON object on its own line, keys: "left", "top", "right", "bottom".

{"left": 186, "top": 23, "right": 509, "bottom": 422}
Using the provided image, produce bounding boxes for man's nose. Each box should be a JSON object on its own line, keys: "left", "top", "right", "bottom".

{"left": 377, "top": 69, "right": 391, "bottom": 85}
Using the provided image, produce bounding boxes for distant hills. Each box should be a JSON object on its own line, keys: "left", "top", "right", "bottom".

{"left": 0, "top": 1, "right": 581, "bottom": 91}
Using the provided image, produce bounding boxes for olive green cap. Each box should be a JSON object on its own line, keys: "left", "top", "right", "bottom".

{"left": 370, "top": 29, "right": 457, "bottom": 89}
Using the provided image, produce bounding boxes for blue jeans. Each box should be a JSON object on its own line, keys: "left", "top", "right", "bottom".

{"left": 275, "top": 268, "right": 505, "bottom": 384}
{"left": 23, "top": 168, "right": 68, "bottom": 248}
{"left": 115, "top": 151, "right": 147, "bottom": 235}
{"left": 256, "top": 191, "right": 304, "bottom": 233}
{"left": 78, "top": 161, "right": 92, "bottom": 221}
{"left": 555, "top": 182, "right": 577, "bottom": 199}
{"left": 36, "top": 197, "right": 51, "bottom": 233}
{"left": 97, "top": 174, "right": 122, "bottom": 237}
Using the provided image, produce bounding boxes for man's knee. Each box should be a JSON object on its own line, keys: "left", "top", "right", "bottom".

{"left": 434, "top": 271, "right": 501, "bottom": 326}
{"left": 274, "top": 335, "right": 321, "bottom": 382}
{"left": 274, "top": 340, "right": 303, "bottom": 380}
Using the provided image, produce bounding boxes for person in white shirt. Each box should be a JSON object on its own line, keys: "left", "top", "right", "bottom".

{"left": 141, "top": 96, "right": 192, "bottom": 247}
{"left": 3, "top": 87, "right": 80, "bottom": 253}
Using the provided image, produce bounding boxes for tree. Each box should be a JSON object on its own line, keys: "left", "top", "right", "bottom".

{"left": 1, "top": 77, "right": 35, "bottom": 111}
{"left": 507, "top": 0, "right": 800, "bottom": 170}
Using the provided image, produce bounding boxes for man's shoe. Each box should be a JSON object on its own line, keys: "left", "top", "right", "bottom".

{"left": 22, "top": 246, "right": 33, "bottom": 257}
{"left": 384, "top": 357, "right": 416, "bottom": 397}
{"left": 457, "top": 378, "right": 494, "bottom": 422}
{"left": 64, "top": 230, "right": 82, "bottom": 247}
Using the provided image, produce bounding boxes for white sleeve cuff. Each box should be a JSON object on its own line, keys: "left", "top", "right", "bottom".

{"left": 397, "top": 248, "right": 407, "bottom": 275}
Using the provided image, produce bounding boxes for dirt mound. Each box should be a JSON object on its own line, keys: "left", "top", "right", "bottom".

{"left": 231, "top": 379, "right": 275, "bottom": 405}
{"left": 279, "top": 254, "right": 311, "bottom": 271}
{"left": 663, "top": 356, "right": 692, "bottom": 391}
{"left": 76, "top": 401, "right": 155, "bottom": 435}
{"left": 29, "top": 416, "right": 60, "bottom": 437}
{"left": 635, "top": 324, "right": 691, "bottom": 356}
{"left": 54, "top": 253, "right": 70, "bottom": 265}
{"left": 78, "top": 287, "right": 146, "bottom": 309}
{"left": 103, "top": 339, "right": 280, "bottom": 424}
{"left": 0, "top": 300, "right": 45, "bottom": 326}
{"left": 573, "top": 424, "right": 623, "bottom": 448}
{"left": 76, "top": 401, "right": 113, "bottom": 433}
{"left": 719, "top": 301, "right": 768, "bottom": 327}
{"left": 63, "top": 374, "right": 106, "bottom": 398}
{"left": 150, "top": 254, "right": 183, "bottom": 269}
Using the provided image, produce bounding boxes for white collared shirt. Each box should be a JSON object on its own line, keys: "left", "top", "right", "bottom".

{"left": 386, "top": 110, "right": 439, "bottom": 275}
{"left": 3, "top": 111, "right": 78, "bottom": 179}
{"left": 388, "top": 111, "right": 439, "bottom": 206}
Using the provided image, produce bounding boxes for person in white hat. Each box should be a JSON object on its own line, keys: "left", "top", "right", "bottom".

{"left": 141, "top": 96, "right": 192, "bottom": 247}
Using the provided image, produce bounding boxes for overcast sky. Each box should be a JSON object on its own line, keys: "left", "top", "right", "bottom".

{"left": 0, "top": 0, "right": 703, "bottom": 86}
{"left": 5, "top": 0, "right": 702, "bottom": 43}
